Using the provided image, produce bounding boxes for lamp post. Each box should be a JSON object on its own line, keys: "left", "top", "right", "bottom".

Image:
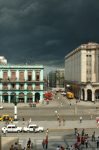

{"left": 74, "top": 101, "right": 77, "bottom": 115}
{"left": 13, "top": 95, "right": 18, "bottom": 121}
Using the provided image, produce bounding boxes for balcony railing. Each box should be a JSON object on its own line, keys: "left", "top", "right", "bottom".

{"left": 0, "top": 79, "right": 44, "bottom": 83}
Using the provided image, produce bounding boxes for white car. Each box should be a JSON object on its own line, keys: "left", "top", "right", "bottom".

{"left": 2, "top": 124, "right": 22, "bottom": 133}
{"left": 23, "top": 124, "right": 44, "bottom": 133}
{"left": 0, "top": 105, "right": 3, "bottom": 110}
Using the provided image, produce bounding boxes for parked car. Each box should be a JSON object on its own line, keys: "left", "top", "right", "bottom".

{"left": 0, "top": 105, "right": 3, "bottom": 110}
{"left": 2, "top": 124, "right": 22, "bottom": 133}
{"left": 23, "top": 124, "right": 44, "bottom": 133}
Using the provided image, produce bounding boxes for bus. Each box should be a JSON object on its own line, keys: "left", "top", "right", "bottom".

{"left": 66, "top": 92, "right": 74, "bottom": 99}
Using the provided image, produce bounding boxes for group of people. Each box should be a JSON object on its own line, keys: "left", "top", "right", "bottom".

{"left": 56, "top": 112, "right": 65, "bottom": 126}
{"left": 9, "top": 142, "right": 19, "bottom": 150}
{"left": 56, "top": 145, "right": 65, "bottom": 150}
{"left": 74, "top": 128, "right": 99, "bottom": 149}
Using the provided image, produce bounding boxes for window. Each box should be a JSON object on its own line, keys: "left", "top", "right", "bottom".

{"left": 28, "top": 71, "right": 32, "bottom": 81}
{"left": 36, "top": 71, "right": 40, "bottom": 81}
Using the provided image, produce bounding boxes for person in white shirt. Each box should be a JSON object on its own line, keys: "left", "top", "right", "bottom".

{"left": 56, "top": 145, "right": 60, "bottom": 150}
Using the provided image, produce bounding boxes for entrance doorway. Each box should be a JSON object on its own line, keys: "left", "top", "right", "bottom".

{"left": 35, "top": 93, "right": 40, "bottom": 103}
{"left": 2, "top": 93, "right": 8, "bottom": 103}
{"left": 87, "top": 89, "right": 92, "bottom": 101}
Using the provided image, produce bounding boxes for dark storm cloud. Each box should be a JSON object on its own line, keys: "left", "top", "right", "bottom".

{"left": 0, "top": 0, "right": 99, "bottom": 67}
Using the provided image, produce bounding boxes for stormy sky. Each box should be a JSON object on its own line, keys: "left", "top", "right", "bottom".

{"left": 0, "top": 0, "right": 99, "bottom": 69}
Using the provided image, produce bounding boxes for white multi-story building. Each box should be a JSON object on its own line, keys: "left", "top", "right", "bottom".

{"left": 65, "top": 42, "right": 99, "bottom": 102}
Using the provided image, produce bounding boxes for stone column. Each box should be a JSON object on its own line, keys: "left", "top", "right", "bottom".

{"left": 8, "top": 94, "right": 10, "bottom": 103}
{"left": 84, "top": 88, "right": 87, "bottom": 101}
{"left": 92, "top": 89, "right": 95, "bottom": 102}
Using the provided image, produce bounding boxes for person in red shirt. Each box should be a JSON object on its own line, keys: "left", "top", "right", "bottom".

{"left": 45, "top": 137, "right": 48, "bottom": 149}
{"left": 60, "top": 146, "right": 64, "bottom": 150}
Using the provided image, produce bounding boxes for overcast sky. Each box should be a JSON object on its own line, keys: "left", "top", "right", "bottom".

{"left": 0, "top": 0, "right": 99, "bottom": 70}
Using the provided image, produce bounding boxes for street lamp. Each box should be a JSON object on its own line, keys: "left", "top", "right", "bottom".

{"left": 13, "top": 95, "right": 18, "bottom": 121}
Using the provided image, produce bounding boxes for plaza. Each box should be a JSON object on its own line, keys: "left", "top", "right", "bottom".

{"left": 0, "top": 92, "right": 99, "bottom": 149}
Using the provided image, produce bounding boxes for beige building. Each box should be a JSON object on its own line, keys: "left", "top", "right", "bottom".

{"left": 65, "top": 42, "right": 99, "bottom": 102}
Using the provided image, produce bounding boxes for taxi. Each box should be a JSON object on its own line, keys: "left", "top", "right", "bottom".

{"left": 0, "top": 114, "right": 13, "bottom": 121}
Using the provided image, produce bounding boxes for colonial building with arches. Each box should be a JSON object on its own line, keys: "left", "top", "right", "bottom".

{"left": 0, "top": 64, "right": 44, "bottom": 103}
{"left": 65, "top": 42, "right": 99, "bottom": 102}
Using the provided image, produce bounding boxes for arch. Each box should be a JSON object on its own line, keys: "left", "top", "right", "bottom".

{"left": 10, "top": 92, "right": 16, "bottom": 103}
{"left": 2, "top": 93, "right": 8, "bottom": 103}
{"left": 27, "top": 92, "right": 33, "bottom": 103}
{"left": 19, "top": 92, "right": 24, "bottom": 103}
{"left": 87, "top": 89, "right": 92, "bottom": 101}
{"left": 95, "top": 89, "right": 99, "bottom": 101}
{"left": 35, "top": 92, "right": 40, "bottom": 103}
{"left": 82, "top": 89, "right": 85, "bottom": 101}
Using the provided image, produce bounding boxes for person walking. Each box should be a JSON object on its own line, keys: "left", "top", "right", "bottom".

{"left": 97, "top": 136, "right": 99, "bottom": 148}
{"left": 63, "top": 118, "right": 65, "bottom": 126}
{"left": 42, "top": 139, "right": 45, "bottom": 150}
{"left": 59, "top": 119, "right": 61, "bottom": 126}
{"left": 85, "top": 139, "right": 88, "bottom": 148}
{"left": 27, "top": 138, "right": 31, "bottom": 149}
{"left": 56, "top": 145, "right": 60, "bottom": 150}
{"left": 3, "top": 127, "right": 6, "bottom": 136}
{"left": 80, "top": 116, "right": 82, "bottom": 123}
{"left": 74, "top": 128, "right": 78, "bottom": 136}
{"left": 45, "top": 137, "right": 48, "bottom": 149}
{"left": 81, "top": 129, "right": 85, "bottom": 136}
{"left": 92, "top": 131, "right": 95, "bottom": 141}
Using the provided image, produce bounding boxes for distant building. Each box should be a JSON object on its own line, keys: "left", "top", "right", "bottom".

{"left": 0, "top": 64, "right": 44, "bottom": 103}
{"left": 48, "top": 71, "right": 56, "bottom": 88}
{"left": 65, "top": 42, "right": 99, "bottom": 102}
{"left": 49, "top": 69, "right": 65, "bottom": 90}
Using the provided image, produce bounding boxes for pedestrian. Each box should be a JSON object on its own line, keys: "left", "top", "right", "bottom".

{"left": 42, "top": 139, "right": 45, "bottom": 149}
{"left": 77, "top": 133, "right": 80, "bottom": 143}
{"left": 63, "top": 118, "right": 65, "bottom": 126}
{"left": 27, "top": 138, "right": 31, "bottom": 149}
{"left": 9, "top": 145, "right": 14, "bottom": 150}
{"left": 81, "top": 129, "right": 85, "bottom": 136}
{"left": 70, "top": 103, "right": 71, "bottom": 108}
{"left": 13, "top": 142, "right": 19, "bottom": 150}
{"left": 80, "top": 116, "right": 82, "bottom": 123}
{"left": 57, "top": 113, "right": 60, "bottom": 121}
{"left": 45, "top": 137, "right": 48, "bottom": 149}
{"left": 92, "top": 131, "right": 95, "bottom": 141}
{"left": 85, "top": 139, "right": 88, "bottom": 148}
{"left": 59, "top": 119, "right": 61, "bottom": 126}
{"left": 97, "top": 136, "right": 99, "bottom": 148}
{"left": 56, "top": 145, "right": 60, "bottom": 150}
{"left": 60, "top": 146, "right": 65, "bottom": 150}
{"left": 74, "top": 128, "right": 78, "bottom": 136}
{"left": 3, "top": 127, "right": 6, "bottom": 136}
{"left": 81, "top": 136, "right": 85, "bottom": 145}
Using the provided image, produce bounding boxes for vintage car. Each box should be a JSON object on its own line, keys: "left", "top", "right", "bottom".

{"left": 23, "top": 124, "right": 44, "bottom": 133}
{"left": 2, "top": 124, "right": 22, "bottom": 133}
{"left": 0, "top": 114, "right": 13, "bottom": 121}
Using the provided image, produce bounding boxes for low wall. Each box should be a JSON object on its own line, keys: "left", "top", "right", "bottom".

{"left": 2, "top": 137, "right": 19, "bottom": 150}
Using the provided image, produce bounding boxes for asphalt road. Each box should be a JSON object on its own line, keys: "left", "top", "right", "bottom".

{"left": 0, "top": 93, "right": 99, "bottom": 121}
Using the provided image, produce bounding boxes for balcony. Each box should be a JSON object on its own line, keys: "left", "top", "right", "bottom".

{"left": 34, "top": 86, "right": 41, "bottom": 90}
{"left": 2, "top": 87, "right": 8, "bottom": 90}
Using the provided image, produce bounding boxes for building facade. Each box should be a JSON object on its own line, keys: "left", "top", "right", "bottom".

{"left": 65, "top": 42, "right": 99, "bottom": 102}
{"left": 0, "top": 64, "right": 44, "bottom": 103}
{"left": 48, "top": 69, "right": 64, "bottom": 90}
